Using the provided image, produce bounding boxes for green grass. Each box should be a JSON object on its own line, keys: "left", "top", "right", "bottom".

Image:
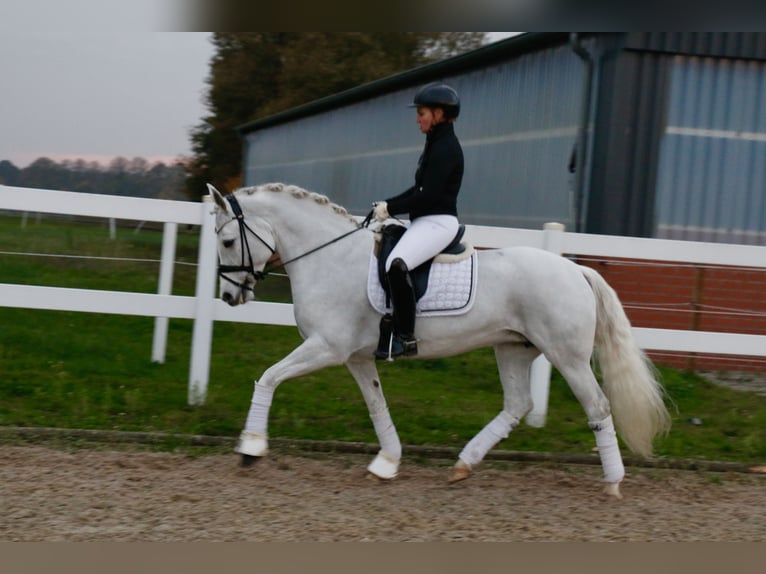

{"left": 1, "top": 216, "right": 764, "bottom": 463}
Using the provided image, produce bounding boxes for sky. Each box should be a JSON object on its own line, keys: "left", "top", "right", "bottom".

{"left": 1, "top": 26, "right": 213, "bottom": 166}
{"left": 1, "top": 2, "right": 517, "bottom": 169}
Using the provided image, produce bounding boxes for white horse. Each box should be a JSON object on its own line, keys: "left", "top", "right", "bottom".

{"left": 210, "top": 182, "right": 671, "bottom": 498}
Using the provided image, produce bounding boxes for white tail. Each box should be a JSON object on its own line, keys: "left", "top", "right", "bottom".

{"left": 580, "top": 266, "right": 671, "bottom": 457}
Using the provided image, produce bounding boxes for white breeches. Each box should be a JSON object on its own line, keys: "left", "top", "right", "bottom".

{"left": 385, "top": 214, "right": 459, "bottom": 271}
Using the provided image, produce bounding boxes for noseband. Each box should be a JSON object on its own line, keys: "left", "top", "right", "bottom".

{"left": 216, "top": 194, "right": 276, "bottom": 292}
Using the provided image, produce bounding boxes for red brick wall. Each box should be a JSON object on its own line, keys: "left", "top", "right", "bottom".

{"left": 575, "top": 257, "right": 766, "bottom": 372}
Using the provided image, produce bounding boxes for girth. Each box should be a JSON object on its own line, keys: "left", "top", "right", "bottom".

{"left": 376, "top": 223, "right": 467, "bottom": 302}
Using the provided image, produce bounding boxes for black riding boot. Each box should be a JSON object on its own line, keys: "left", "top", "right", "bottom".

{"left": 375, "top": 258, "right": 418, "bottom": 360}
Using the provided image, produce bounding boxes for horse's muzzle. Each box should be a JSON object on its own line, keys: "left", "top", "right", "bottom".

{"left": 220, "top": 282, "right": 254, "bottom": 306}
{"left": 222, "top": 289, "right": 253, "bottom": 306}
{"left": 221, "top": 290, "right": 239, "bottom": 306}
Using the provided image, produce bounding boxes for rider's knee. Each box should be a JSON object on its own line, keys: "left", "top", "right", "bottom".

{"left": 390, "top": 258, "right": 409, "bottom": 274}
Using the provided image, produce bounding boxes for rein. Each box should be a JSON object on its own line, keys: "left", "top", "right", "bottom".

{"left": 217, "top": 194, "right": 366, "bottom": 291}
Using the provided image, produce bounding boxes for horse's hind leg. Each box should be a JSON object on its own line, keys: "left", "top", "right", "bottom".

{"left": 451, "top": 343, "right": 538, "bottom": 482}
{"left": 554, "top": 359, "right": 625, "bottom": 498}
{"left": 346, "top": 357, "right": 402, "bottom": 479}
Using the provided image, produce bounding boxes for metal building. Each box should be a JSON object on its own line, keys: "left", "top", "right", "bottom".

{"left": 239, "top": 32, "right": 766, "bottom": 245}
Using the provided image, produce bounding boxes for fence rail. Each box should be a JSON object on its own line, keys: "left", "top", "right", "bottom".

{"left": 1, "top": 185, "right": 765, "bottom": 423}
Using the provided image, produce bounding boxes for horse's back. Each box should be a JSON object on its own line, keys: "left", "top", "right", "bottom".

{"left": 478, "top": 245, "right": 590, "bottom": 289}
{"left": 475, "top": 245, "right": 596, "bottom": 329}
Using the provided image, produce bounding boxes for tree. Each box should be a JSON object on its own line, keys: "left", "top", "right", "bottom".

{"left": 127, "top": 157, "right": 150, "bottom": 174}
{"left": 0, "top": 160, "right": 20, "bottom": 185}
{"left": 20, "top": 157, "right": 66, "bottom": 189}
{"left": 4, "top": 156, "right": 185, "bottom": 199}
{"left": 186, "top": 33, "right": 288, "bottom": 198}
{"left": 185, "top": 32, "right": 486, "bottom": 199}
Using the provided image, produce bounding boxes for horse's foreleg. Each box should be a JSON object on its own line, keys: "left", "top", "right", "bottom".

{"left": 346, "top": 358, "right": 401, "bottom": 479}
{"left": 451, "top": 343, "right": 537, "bottom": 482}
{"left": 236, "top": 337, "right": 342, "bottom": 464}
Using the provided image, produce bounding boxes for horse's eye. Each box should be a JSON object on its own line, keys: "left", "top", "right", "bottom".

{"left": 223, "top": 239, "right": 235, "bottom": 248}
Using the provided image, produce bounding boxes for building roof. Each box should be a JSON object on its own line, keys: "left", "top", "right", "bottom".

{"left": 238, "top": 32, "right": 766, "bottom": 135}
{"left": 238, "top": 32, "right": 572, "bottom": 134}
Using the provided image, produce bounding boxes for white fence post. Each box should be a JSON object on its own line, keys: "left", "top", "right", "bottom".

{"left": 151, "top": 221, "right": 178, "bottom": 363}
{"left": 526, "top": 222, "right": 566, "bottom": 428}
{"left": 188, "top": 196, "right": 217, "bottom": 405}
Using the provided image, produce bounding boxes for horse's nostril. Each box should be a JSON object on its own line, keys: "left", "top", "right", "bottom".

{"left": 222, "top": 292, "right": 233, "bottom": 303}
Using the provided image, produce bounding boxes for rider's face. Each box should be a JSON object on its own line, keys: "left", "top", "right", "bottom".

{"left": 416, "top": 106, "right": 444, "bottom": 133}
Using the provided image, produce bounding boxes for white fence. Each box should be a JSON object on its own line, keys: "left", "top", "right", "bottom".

{"left": 1, "top": 186, "right": 765, "bottom": 423}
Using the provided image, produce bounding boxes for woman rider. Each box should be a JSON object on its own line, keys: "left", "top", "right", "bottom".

{"left": 371, "top": 82, "right": 464, "bottom": 359}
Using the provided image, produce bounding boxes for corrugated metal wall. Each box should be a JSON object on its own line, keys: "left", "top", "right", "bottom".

{"left": 584, "top": 40, "right": 671, "bottom": 238}
{"left": 654, "top": 55, "right": 766, "bottom": 244}
{"left": 241, "top": 33, "right": 766, "bottom": 244}
{"left": 627, "top": 32, "right": 766, "bottom": 61}
{"left": 243, "top": 42, "right": 585, "bottom": 229}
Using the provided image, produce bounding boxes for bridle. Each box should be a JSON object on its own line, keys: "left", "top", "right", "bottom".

{"left": 216, "top": 194, "right": 368, "bottom": 293}
{"left": 216, "top": 194, "right": 276, "bottom": 292}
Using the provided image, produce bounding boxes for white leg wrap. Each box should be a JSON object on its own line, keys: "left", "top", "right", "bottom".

{"left": 370, "top": 408, "right": 401, "bottom": 461}
{"left": 590, "top": 415, "right": 625, "bottom": 484}
{"left": 458, "top": 411, "right": 518, "bottom": 467}
{"left": 244, "top": 382, "right": 274, "bottom": 435}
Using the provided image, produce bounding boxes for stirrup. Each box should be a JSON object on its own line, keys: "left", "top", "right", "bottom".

{"left": 399, "top": 336, "right": 418, "bottom": 357}
{"left": 375, "top": 314, "right": 396, "bottom": 361}
{"left": 375, "top": 332, "right": 401, "bottom": 361}
{"left": 374, "top": 333, "right": 417, "bottom": 361}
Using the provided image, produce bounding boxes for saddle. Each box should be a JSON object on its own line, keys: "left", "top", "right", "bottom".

{"left": 375, "top": 223, "right": 470, "bottom": 302}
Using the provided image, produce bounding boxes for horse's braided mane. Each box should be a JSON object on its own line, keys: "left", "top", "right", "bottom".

{"left": 239, "top": 183, "right": 356, "bottom": 224}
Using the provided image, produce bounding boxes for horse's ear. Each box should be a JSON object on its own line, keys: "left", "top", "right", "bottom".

{"left": 207, "top": 184, "right": 228, "bottom": 212}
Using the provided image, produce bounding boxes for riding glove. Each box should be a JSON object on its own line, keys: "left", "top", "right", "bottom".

{"left": 372, "top": 201, "right": 389, "bottom": 222}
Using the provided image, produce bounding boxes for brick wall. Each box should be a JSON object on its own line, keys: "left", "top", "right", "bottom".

{"left": 575, "top": 256, "right": 766, "bottom": 372}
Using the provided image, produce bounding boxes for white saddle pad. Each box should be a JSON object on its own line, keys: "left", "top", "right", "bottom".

{"left": 367, "top": 248, "right": 478, "bottom": 317}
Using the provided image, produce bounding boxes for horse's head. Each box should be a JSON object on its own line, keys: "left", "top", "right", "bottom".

{"left": 209, "top": 184, "right": 276, "bottom": 306}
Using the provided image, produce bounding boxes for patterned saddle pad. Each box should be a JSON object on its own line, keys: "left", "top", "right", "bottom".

{"left": 367, "top": 248, "right": 478, "bottom": 317}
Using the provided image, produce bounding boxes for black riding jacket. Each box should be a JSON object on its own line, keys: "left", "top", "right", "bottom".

{"left": 385, "top": 122, "right": 464, "bottom": 220}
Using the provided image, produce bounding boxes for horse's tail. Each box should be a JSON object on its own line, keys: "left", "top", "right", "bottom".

{"left": 579, "top": 265, "right": 671, "bottom": 457}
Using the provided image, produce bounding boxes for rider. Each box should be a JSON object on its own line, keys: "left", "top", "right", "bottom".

{"left": 371, "top": 82, "right": 464, "bottom": 359}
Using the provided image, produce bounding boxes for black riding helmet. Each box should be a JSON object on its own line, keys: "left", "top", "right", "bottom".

{"left": 409, "top": 82, "right": 460, "bottom": 119}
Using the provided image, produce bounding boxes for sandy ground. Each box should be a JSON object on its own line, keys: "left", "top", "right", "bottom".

{"left": 1, "top": 443, "right": 764, "bottom": 542}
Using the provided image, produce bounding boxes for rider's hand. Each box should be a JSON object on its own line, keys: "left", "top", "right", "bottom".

{"left": 372, "top": 201, "right": 389, "bottom": 222}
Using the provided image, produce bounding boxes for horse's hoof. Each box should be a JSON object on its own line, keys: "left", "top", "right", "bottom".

{"left": 448, "top": 461, "right": 472, "bottom": 483}
{"left": 236, "top": 432, "right": 269, "bottom": 458}
{"left": 240, "top": 454, "right": 261, "bottom": 467}
{"left": 367, "top": 452, "right": 399, "bottom": 480}
{"left": 603, "top": 482, "right": 623, "bottom": 499}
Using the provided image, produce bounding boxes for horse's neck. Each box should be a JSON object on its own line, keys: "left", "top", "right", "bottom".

{"left": 250, "top": 192, "right": 369, "bottom": 271}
